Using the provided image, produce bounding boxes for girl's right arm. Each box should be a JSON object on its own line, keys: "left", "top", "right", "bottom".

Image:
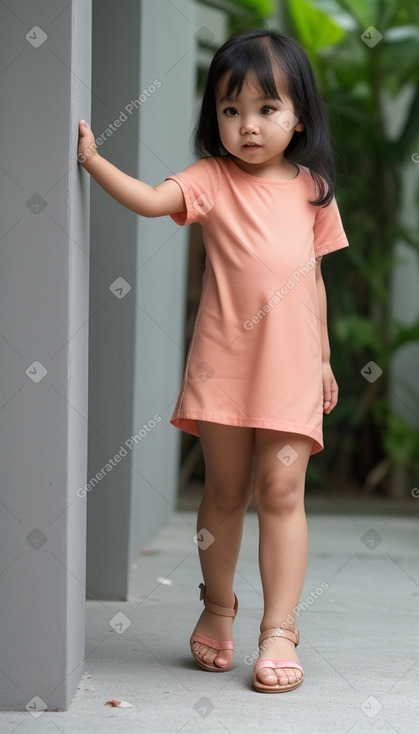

{"left": 77, "top": 120, "right": 185, "bottom": 218}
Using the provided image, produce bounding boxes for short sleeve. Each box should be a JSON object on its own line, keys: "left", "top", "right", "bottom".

{"left": 165, "top": 157, "right": 219, "bottom": 226}
{"left": 313, "top": 196, "right": 349, "bottom": 257}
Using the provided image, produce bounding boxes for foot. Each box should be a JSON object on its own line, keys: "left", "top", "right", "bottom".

{"left": 256, "top": 634, "right": 303, "bottom": 688}
{"left": 191, "top": 607, "right": 234, "bottom": 669}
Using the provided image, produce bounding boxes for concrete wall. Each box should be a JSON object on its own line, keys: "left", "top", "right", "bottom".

{"left": 129, "top": 0, "right": 196, "bottom": 564}
{"left": 86, "top": 0, "right": 195, "bottom": 599}
{"left": 0, "top": 0, "right": 91, "bottom": 711}
{"left": 85, "top": 0, "right": 141, "bottom": 601}
{"left": 0, "top": 0, "right": 198, "bottom": 710}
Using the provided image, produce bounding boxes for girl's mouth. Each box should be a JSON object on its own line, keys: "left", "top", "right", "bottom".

{"left": 243, "top": 143, "right": 261, "bottom": 149}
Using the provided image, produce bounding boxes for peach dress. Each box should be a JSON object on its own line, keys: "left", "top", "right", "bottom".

{"left": 166, "top": 157, "right": 349, "bottom": 454}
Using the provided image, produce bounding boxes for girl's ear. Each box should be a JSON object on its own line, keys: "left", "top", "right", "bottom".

{"left": 295, "top": 121, "right": 305, "bottom": 132}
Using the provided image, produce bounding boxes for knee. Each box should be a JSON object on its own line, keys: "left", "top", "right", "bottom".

{"left": 253, "top": 472, "right": 303, "bottom": 515}
{"left": 204, "top": 480, "right": 251, "bottom": 515}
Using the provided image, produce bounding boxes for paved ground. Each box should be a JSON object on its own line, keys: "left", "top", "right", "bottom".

{"left": 1, "top": 505, "right": 418, "bottom": 733}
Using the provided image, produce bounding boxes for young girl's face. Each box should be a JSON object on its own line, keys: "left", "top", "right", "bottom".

{"left": 215, "top": 68, "right": 304, "bottom": 174}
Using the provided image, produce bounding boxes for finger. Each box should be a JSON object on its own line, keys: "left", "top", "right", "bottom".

{"left": 323, "top": 382, "right": 331, "bottom": 412}
{"left": 328, "top": 381, "right": 338, "bottom": 411}
{"left": 79, "top": 119, "right": 90, "bottom": 137}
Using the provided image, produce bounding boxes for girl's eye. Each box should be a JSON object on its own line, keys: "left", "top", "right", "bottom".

{"left": 223, "top": 107, "right": 238, "bottom": 117}
{"left": 260, "top": 106, "right": 275, "bottom": 115}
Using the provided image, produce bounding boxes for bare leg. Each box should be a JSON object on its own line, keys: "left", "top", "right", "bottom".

{"left": 191, "top": 421, "right": 254, "bottom": 669}
{"left": 252, "top": 430, "right": 312, "bottom": 688}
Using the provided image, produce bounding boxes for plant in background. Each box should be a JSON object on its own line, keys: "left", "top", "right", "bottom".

{"left": 279, "top": 0, "right": 419, "bottom": 496}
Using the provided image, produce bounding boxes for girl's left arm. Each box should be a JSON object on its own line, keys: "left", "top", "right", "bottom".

{"left": 315, "top": 261, "right": 338, "bottom": 414}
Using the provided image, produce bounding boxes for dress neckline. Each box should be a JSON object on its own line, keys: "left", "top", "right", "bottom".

{"left": 225, "top": 157, "right": 302, "bottom": 185}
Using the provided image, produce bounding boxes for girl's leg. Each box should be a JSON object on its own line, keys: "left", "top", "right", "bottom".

{"left": 191, "top": 421, "right": 255, "bottom": 669}
{"left": 252, "top": 429, "right": 312, "bottom": 688}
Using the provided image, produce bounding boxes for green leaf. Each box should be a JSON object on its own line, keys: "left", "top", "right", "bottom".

{"left": 286, "top": 0, "right": 346, "bottom": 52}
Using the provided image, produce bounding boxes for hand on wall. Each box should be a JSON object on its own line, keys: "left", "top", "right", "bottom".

{"left": 77, "top": 120, "right": 96, "bottom": 165}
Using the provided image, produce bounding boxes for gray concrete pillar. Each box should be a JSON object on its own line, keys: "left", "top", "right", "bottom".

{"left": 85, "top": 0, "right": 140, "bottom": 601}
{"left": 0, "top": 0, "right": 91, "bottom": 712}
{"left": 86, "top": 0, "right": 194, "bottom": 599}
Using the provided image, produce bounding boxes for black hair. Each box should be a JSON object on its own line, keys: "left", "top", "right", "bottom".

{"left": 194, "top": 28, "right": 335, "bottom": 206}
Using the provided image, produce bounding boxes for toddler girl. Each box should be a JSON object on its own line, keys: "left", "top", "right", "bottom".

{"left": 78, "top": 28, "right": 349, "bottom": 693}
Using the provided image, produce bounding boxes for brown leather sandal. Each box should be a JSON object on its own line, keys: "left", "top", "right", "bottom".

{"left": 190, "top": 583, "right": 239, "bottom": 672}
{"left": 253, "top": 628, "right": 304, "bottom": 693}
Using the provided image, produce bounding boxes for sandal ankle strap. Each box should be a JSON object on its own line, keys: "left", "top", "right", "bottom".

{"left": 258, "top": 627, "right": 300, "bottom": 647}
{"left": 199, "top": 583, "right": 239, "bottom": 619}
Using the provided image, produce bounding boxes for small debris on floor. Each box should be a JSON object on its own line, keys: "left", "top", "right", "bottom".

{"left": 105, "top": 699, "right": 133, "bottom": 708}
{"left": 156, "top": 577, "right": 173, "bottom": 585}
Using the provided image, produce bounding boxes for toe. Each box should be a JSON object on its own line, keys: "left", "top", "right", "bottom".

{"left": 257, "top": 667, "right": 278, "bottom": 686}
{"left": 201, "top": 646, "right": 216, "bottom": 665}
{"left": 214, "top": 650, "right": 233, "bottom": 668}
{"left": 193, "top": 642, "right": 211, "bottom": 663}
{"left": 275, "top": 667, "right": 302, "bottom": 686}
{"left": 191, "top": 641, "right": 204, "bottom": 658}
{"left": 192, "top": 642, "right": 232, "bottom": 668}
{"left": 275, "top": 668, "right": 290, "bottom": 685}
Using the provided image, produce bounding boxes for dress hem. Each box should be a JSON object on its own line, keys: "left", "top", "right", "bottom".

{"left": 170, "top": 412, "right": 323, "bottom": 455}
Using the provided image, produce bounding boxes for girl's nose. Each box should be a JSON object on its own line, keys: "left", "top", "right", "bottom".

{"left": 240, "top": 117, "right": 260, "bottom": 135}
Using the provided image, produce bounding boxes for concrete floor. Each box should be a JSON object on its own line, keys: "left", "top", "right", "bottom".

{"left": 1, "top": 507, "right": 419, "bottom": 733}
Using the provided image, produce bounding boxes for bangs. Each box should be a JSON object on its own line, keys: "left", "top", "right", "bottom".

{"left": 216, "top": 39, "right": 287, "bottom": 102}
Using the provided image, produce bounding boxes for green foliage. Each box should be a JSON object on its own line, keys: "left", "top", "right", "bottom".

{"left": 282, "top": 0, "right": 419, "bottom": 494}
{"left": 286, "top": 0, "right": 345, "bottom": 53}
{"left": 235, "top": 0, "right": 274, "bottom": 14}
{"left": 229, "top": 0, "right": 274, "bottom": 34}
